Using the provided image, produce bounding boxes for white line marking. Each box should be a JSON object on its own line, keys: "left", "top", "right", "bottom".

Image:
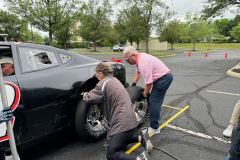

{"left": 166, "top": 124, "right": 231, "bottom": 144}
{"left": 162, "top": 105, "right": 181, "bottom": 110}
{"left": 206, "top": 90, "right": 240, "bottom": 97}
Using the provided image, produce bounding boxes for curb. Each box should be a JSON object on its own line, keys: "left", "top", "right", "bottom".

{"left": 226, "top": 63, "right": 240, "bottom": 79}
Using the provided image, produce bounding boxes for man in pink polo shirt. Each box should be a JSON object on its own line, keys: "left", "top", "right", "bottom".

{"left": 123, "top": 46, "right": 173, "bottom": 135}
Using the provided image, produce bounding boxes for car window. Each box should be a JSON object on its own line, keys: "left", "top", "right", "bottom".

{"left": 59, "top": 53, "right": 72, "bottom": 64}
{"left": 0, "top": 45, "right": 15, "bottom": 77}
{"left": 18, "top": 47, "right": 59, "bottom": 73}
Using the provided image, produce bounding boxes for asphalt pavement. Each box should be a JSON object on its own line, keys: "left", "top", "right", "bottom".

{"left": 20, "top": 50, "right": 240, "bottom": 160}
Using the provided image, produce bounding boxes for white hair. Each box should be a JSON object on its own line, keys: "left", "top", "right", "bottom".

{"left": 123, "top": 46, "right": 138, "bottom": 56}
{"left": 0, "top": 56, "right": 13, "bottom": 64}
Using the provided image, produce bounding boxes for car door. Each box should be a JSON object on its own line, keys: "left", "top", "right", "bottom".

{"left": 0, "top": 44, "right": 21, "bottom": 139}
{"left": 15, "top": 45, "right": 73, "bottom": 145}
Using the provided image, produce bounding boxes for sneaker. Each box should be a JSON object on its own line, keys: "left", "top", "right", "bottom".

{"left": 223, "top": 125, "right": 234, "bottom": 138}
{"left": 137, "top": 151, "right": 149, "bottom": 160}
{"left": 224, "top": 155, "right": 230, "bottom": 160}
{"left": 224, "top": 157, "right": 228, "bottom": 160}
{"left": 139, "top": 128, "right": 153, "bottom": 152}
{"left": 148, "top": 127, "right": 160, "bottom": 136}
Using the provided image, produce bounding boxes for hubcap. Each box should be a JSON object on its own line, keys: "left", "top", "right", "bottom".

{"left": 87, "top": 104, "right": 105, "bottom": 131}
{"left": 133, "top": 99, "right": 148, "bottom": 121}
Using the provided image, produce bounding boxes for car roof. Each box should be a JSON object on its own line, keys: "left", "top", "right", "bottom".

{"left": 0, "top": 42, "right": 100, "bottom": 63}
{"left": 0, "top": 42, "right": 55, "bottom": 49}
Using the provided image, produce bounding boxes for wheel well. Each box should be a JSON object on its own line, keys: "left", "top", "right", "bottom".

{"left": 79, "top": 77, "right": 99, "bottom": 96}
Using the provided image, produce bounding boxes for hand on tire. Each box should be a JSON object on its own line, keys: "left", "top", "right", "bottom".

{"left": 136, "top": 92, "right": 146, "bottom": 101}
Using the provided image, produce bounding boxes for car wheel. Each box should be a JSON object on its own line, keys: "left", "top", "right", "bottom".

{"left": 126, "top": 86, "right": 148, "bottom": 126}
{"left": 75, "top": 101, "right": 107, "bottom": 140}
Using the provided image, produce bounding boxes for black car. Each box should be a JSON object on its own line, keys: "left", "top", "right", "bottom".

{"left": 0, "top": 42, "right": 148, "bottom": 155}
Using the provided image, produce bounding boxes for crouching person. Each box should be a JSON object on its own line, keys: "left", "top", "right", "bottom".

{"left": 82, "top": 63, "right": 149, "bottom": 160}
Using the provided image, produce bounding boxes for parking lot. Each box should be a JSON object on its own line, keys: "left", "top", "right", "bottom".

{"left": 20, "top": 50, "right": 240, "bottom": 160}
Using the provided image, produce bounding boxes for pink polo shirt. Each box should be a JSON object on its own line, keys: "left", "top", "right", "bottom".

{"left": 136, "top": 53, "right": 170, "bottom": 84}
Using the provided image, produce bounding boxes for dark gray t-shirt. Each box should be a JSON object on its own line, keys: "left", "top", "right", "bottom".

{"left": 83, "top": 77, "right": 138, "bottom": 136}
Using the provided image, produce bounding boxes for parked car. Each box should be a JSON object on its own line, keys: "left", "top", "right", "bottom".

{"left": 112, "top": 44, "right": 125, "bottom": 52}
{"left": 0, "top": 42, "right": 148, "bottom": 155}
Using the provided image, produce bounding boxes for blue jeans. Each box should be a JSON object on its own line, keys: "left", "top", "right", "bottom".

{"left": 149, "top": 73, "right": 173, "bottom": 129}
{"left": 228, "top": 116, "right": 240, "bottom": 160}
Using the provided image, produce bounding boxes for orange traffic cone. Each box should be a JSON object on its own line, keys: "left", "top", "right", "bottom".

{"left": 224, "top": 52, "right": 228, "bottom": 59}
{"left": 204, "top": 51, "right": 208, "bottom": 58}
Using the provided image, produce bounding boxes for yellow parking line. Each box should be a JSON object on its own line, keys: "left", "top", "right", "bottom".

{"left": 162, "top": 105, "right": 181, "bottom": 110}
{"left": 126, "top": 105, "right": 190, "bottom": 154}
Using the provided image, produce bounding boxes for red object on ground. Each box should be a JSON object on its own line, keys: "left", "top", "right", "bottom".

{"left": 225, "top": 52, "right": 228, "bottom": 59}
{"left": 188, "top": 51, "right": 191, "bottom": 57}
{"left": 204, "top": 51, "right": 208, "bottom": 58}
{"left": 111, "top": 57, "right": 122, "bottom": 63}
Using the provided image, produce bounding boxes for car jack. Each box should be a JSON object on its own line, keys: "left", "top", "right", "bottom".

{"left": 139, "top": 128, "right": 181, "bottom": 160}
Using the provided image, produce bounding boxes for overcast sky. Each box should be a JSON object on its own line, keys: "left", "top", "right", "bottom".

{"left": 0, "top": 0, "right": 236, "bottom": 19}
{"left": 164, "top": 0, "right": 236, "bottom": 20}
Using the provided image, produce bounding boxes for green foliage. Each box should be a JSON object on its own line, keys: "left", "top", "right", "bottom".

{"left": 5, "top": 0, "right": 79, "bottom": 46}
{"left": 0, "top": 10, "right": 27, "bottom": 41}
{"left": 214, "top": 16, "right": 240, "bottom": 38}
{"left": 115, "top": 7, "right": 145, "bottom": 48}
{"left": 231, "top": 23, "right": 240, "bottom": 42}
{"left": 78, "top": 0, "right": 112, "bottom": 51}
{"left": 54, "top": 16, "right": 73, "bottom": 49}
{"left": 174, "top": 42, "right": 240, "bottom": 50}
{"left": 185, "top": 13, "right": 216, "bottom": 50}
{"left": 101, "top": 26, "right": 121, "bottom": 46}
{"left": 118, "top": 0, "right": 173, "bottom": 53}
{"left": 159, "top": 20, "right": 184, "bottom": 49}
{"left": 22, "top": 30, "right": 44, "bottom": 44}
{"left": 68, "top": 42, "right": 88, "bottom": 48}
{"left": 202, "top": 0, "right": 240, "bottom": 18}
{"left": 214, "top": 19, "right": 231, "bottom": 36}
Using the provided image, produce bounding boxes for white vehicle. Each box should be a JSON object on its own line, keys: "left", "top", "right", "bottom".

{"left": 112, "top": 44, "right": 125, "bottom": 52}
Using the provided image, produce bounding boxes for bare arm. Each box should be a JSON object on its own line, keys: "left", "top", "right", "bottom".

{"left": 133, "top": 72, "right": 141, "bottom": 84}
{"left": 143, "top": 83, "right": 152, "bottom": 97}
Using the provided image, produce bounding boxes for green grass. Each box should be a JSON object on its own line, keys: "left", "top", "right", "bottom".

{"left": 149, "top": 50, "right": 176, "bottom": 57}
{"left": 69, "top": 47, "right": 120, "bottom": 54}
{"left": 69, "top": 47, "right": 175, "bottom": 58}
{"left": 173, "top": 43, "right": 240, "bottom": 50}
{"left": 68, "top": 42, "right": 240, "bottom": 57}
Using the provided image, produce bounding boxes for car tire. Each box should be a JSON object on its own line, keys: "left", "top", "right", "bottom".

{"left": 126, "top": 86, "right": 148, "bottom": 126}
{"left": 75, "top": 101, "right": 107, "bottom": 141}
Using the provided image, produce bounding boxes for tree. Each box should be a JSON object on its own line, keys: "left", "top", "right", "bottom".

{"left": 20, "top": 29, "right": 44, "bottom": 44}
{"left": 202, "top": 0, "right": 240, "bottom": 18}
{"left": 115, "top": 7, "right": 145, "bottom": 49}
{"left": 0, "top": 10, "right": 28, "bottom": 41}
{"left": 214, "top": 19, "right": 231, "bottom": 36}
{"left": 118, "top": 0, "right": 173, "bottom": 53}
{"left": 202, "top": 22, "right": 219, "bottom": 49}
{"left": 185, "top": 13, "right": 214, "bottom": 51}
{"left": 159, "top": 20, "right": 184, "bottom": 50}
{"left": 54, "top": 16, "right": 72, "bottom": 49}
{"left": 78, "top": 0, "right": 112, "bottom": 52}
{"left": 5, "top": 0, "right": 79, "bottom": 46}
{"left": 101, "top": 26, "right": 121, "bottom": 47}
{"left": 231, "top": 23, "right": 240, "bottom": 42}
